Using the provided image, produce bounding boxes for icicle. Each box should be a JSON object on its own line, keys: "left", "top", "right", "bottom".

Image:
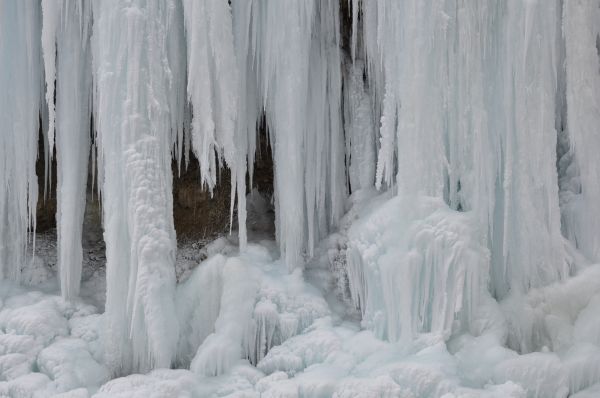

{"left": 563, "top": 0, "right": 600, "bottom": 263}
{"left": 92, "top": 0, "right": 181, "bottom": 375}
{"left": 0, "top": 0, "right": 42, "bottom": 281}
{"left": 234, "top": 0, "right": 347, "bottom": 270}
{"left": 166, "top": 0, "right": 186, "bottom": 173}
{"left": 183, "top": 0, "right": 248, "bottom": 248}
{"left": 41, "top": 0, "right": 59, "bottom": 162}
{"left": 182, "top": 0, "right": 238, "bottom": 192}
{"left": 47, "top": 0, "right": 93, "bottom": 300}
{"left": 231, "top": 0, "right": 262, "bottom": 252}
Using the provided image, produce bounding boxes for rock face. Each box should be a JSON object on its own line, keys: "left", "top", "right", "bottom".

{"left": 35, "top": 130, "right": 274, "bottom": 244}
{"left": 172, "top": 159, "right": 232, "bottom": 242}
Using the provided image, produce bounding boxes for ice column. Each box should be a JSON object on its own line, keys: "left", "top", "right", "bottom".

{"left": 92, "top": 0, "right": 181, "bottom": 374}
{"left": 0, "top": 0, "right": 42, "bottom": 281}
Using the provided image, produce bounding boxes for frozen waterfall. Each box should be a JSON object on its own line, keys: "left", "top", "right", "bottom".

{"left": 0, "top": 0, "right": 599, "bottom": 387}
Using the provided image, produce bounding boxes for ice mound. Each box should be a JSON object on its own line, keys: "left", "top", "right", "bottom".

{"left": 346, "top": 195, "right": 488, "bottom": 342}
{"left": 176, "top": 243, "right": 330, "bottom": 376}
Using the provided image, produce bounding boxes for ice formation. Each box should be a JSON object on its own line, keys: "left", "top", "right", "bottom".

{"left": 230, "top": 0, "right": 346, "bottom": 268}
{"left": 346, "top": 194, "right": 487, "bottom": 343}
{"left": 1, "top": 0, "right": 600, "bottom": 396}
{"left": 356, "top": 0, "right": 568, "bottom": 299}
{"left": 92, "top": 0, "right": 181, "bottom": 374}
{"left": 0, "top": 0, "right": 42, "bottom": 281}
{"left": 562, "top": 0, "right": 600, "bottom": 263}
{"left": 42, "top": 0, "right": 93, "bottom": 300}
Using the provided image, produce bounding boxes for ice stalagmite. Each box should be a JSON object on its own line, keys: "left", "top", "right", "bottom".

{"left": 563, "top": 0, "right": 600, "bottom": 262}
{"left": 0, "top": 0, "right": 42, "bottom": 281}
{"left": 41, "top": 0, "right": 93, "bottom": 300}
{"left": 92, "top": 0, "right": 182, "bottom": 374}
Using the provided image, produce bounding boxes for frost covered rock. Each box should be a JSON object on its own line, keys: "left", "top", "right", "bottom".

{"left": 36, "top": 338, "right": 109, "bottom": 394}
{"left": 502, "top": 264, "right": 600, "bottom": 353}
{"left": 333, "top": 376, "right": 410, "bottom": 398}
{"left": 493, "top": 352, "right": 569, "bottom": 398}
{"left": 92, "top": 369, "right": 198, "bottom": 398}
{"left": 257, "top": 319, "right": 342, "bottom": 376}
{"left": 562, "top": 344, "right": 600, "bottom": 395}
{"left": 0, "top": 373, "right": 50, "bottom": 398}
{"left": 0, "top": 298, "right": 68, "bottom": 347}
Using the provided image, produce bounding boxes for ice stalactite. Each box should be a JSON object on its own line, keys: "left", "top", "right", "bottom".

{"left": 92, "top": 0, "right": 182, "bottom": 374}
{"left": 182, "top": 0, "right": 237, "bottom": 192}
{"left": 0, "top": 0, "right": 42, "bottom": 281}
{"left": 41, "top": 0, "right": 93, "bottom": 300}
{"left": 166, "top": 0, "right": 187, "bottom": 172}
{"left": 182, "top": 0, "right": 251, "bottom": 250}
{"left": 563, "top": 0, "right": 600, "bottom": 263}
{"left": 233, "top": 0, "right": 346, "bottom": 269}
{"left": 231, "top": 1, "right": 261, "bottom": 253}
{"left": 41, "top": 0, "right": 58, "bottom": 162}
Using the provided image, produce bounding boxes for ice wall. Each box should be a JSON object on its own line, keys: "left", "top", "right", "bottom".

{"left": 563, "top": 0, "right": 600, "bottom": 263}
{"left": 0, "top": 0, "right": 42, "bottom": 281}
{"left": 42, "top": 0, "right": 93, "bottom": 300}
{"left": 92, "top": 0, "right": 181, "bottom": 375}
{"left": 356, "top": 0, "right": 568, "bottom": 299}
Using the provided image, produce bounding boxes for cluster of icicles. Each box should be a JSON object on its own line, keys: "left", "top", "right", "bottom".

{"left": 1, "top": 0, "right": 599, "bottom": 376}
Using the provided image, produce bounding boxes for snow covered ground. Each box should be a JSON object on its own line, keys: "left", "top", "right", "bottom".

{"left": 2, "top": 190, "right": 600, "bottom": 398}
